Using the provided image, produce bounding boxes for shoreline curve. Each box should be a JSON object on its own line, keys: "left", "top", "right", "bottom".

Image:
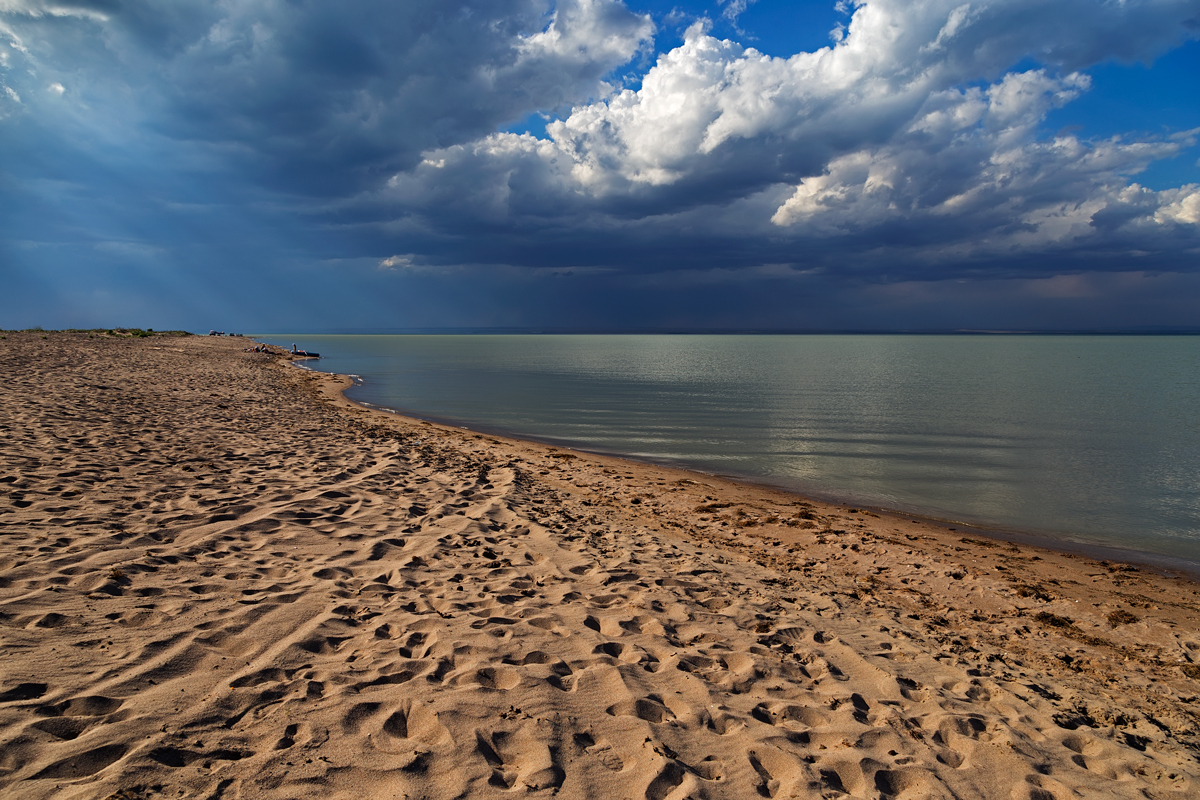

{"left": 291, "top": 357, "right": 1200, "bottom": 582}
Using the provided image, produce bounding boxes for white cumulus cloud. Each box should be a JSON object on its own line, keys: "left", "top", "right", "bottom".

{"left": 378, "top": 0, "right": 1200, "bottom": 274}
{"left": 1155, "top": 186, "right": 1200, "bottom": 225}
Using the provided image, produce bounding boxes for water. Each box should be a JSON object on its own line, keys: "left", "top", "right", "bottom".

{"left": 256, "top": 334, "right": 1200, "bottom": 564}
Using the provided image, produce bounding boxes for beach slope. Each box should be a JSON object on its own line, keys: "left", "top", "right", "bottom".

{"left": 0, "top": 332, "right": 1197, "bottom": 799}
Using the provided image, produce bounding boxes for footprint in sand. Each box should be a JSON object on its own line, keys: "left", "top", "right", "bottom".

{"left": 594, "top": 641, "right": 651, "bottom": 665}
{"left": 381, "top": 704, "right": 419, "bottom": 740}
{"left": 574, "top": 731, "right": 624, "bottom": 771}
{"left": 342, "top": 702, "right": 384, "bottom": 734}
{"left": 29, "top": 743, "right": 130, "bottom": 780}
{"left": 1060, "top": 734, "right": 1124, "bottom": 777}
{"left": 873, "top": 766, "right": 947, "bottom": 799}
{"left": 748, "top": 747, "right": 812, "bottom": 798}
{"left": 645, "top": 760, "right": 700, "bottom": 800}
{"left": 275, "top": 722, "right": 302, "bottom": 750}
{"left": 372, "top": 699, "right": 451, "bottom": 752}
{"left": 146, "top": 745, "right": 251, "bottom": 768}
{"left": 229, "top": 667, "right": 290, "bottom": 688}
{"left": 932, "top": 714, "right": 987, "bottom": 746}
{"left": 38, "top": 695, "right": 125, "bottom": 717}
{"left": 29, "top": 717, "right": 94, "bottom": 741}
{"left": 1021, "top": 774, "right": 1076, "bottom": 800}
{"left": 477, "top": 725, "right": 565, "bottom": 791}
{"left": 897, "top": 676, "right": 929, "bottom": 702}
{"left": 0, "top": 682, "right": 49, "bottom": 703}
{"left": 584, "top": 614, "right": 623, "bottom": 636}
{"left": 752, "top": 702, "right": 830, "bottom": 731}
{"left": 295, "top": 635, "right": 352, "bottom": 655}
{"left": 31, "top": 612, "right": 70, "bottom": 629}
{"left": 398, "top": 631, "right": 433, "bottom": 658}
{"left": 692, "top": 755, "right": 725, "bottom": 781}
{"left": 543, "top": 659, "right": 576, "bottom": 692}
{"left": 473, "top": 665, "right": 521, "bottom": 691}
{"left": 704, "top": 708, "right": 746, "bottom": 736}
{"left": 368, "top": 538, "right": 407, "bottom": 561}
{"left": 607, "top": 695, "right": 676, "bottom": 725}
{"left": 374, "top": 622, "right": 400, "bottom": 639}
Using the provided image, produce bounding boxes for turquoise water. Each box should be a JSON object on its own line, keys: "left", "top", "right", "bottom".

{"left": 257, "top": 334, "right": 1200, "bottom": 564}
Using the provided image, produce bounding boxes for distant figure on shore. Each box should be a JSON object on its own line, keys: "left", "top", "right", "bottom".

{"left": 287, "top": 343, "right": 319, "bottom": 358}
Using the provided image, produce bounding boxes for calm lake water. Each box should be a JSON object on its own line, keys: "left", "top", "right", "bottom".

{"left": 256, "top": 334, "right": 1200, "bottom": 565}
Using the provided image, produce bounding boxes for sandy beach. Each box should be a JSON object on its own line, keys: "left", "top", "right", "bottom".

{"left": 1, "top": 331, "right": 1198, "bottom": 800}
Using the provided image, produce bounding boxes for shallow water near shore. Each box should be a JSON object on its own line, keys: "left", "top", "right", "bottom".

{"left": 257, "top": 334, "right": 1200, "bottom": 563}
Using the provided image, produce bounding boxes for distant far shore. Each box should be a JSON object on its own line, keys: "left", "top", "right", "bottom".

{"left": 250, "top": 327, "right": 1200, "bottom": 335}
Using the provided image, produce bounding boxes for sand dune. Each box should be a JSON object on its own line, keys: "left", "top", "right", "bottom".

{"left": 1, "top": 331, "right": 1198, "bottom": 799}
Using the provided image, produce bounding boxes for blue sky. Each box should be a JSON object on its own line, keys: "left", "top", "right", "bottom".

{"left": 2, "top": 0, "right": 1199, "bottom": 332}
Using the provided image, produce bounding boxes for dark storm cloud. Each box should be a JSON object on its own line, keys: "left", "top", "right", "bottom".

{"left": 1, "top": 0, "right": 653, "bottom": 196}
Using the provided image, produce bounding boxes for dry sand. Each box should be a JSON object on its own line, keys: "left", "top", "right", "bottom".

{"left": 1, "top": 331, "right": 1199, "bottom": 800}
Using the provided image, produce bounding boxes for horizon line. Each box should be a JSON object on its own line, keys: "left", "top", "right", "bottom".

{"left": 246, "top": 326, "right": 1200, "bottom": 336}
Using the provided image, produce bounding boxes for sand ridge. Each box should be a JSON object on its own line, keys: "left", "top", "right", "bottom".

{"left": 0, "top": 331, "right": 1198, "bottom": 799}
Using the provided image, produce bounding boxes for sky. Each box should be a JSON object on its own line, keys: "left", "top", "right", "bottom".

{"left": 2, "top": 0, "right": 1199, "bottom": 333}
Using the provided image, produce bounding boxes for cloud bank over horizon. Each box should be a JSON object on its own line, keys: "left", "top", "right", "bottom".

{"left": 2, "top": 0, "right": 1199, "bottom": 331}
